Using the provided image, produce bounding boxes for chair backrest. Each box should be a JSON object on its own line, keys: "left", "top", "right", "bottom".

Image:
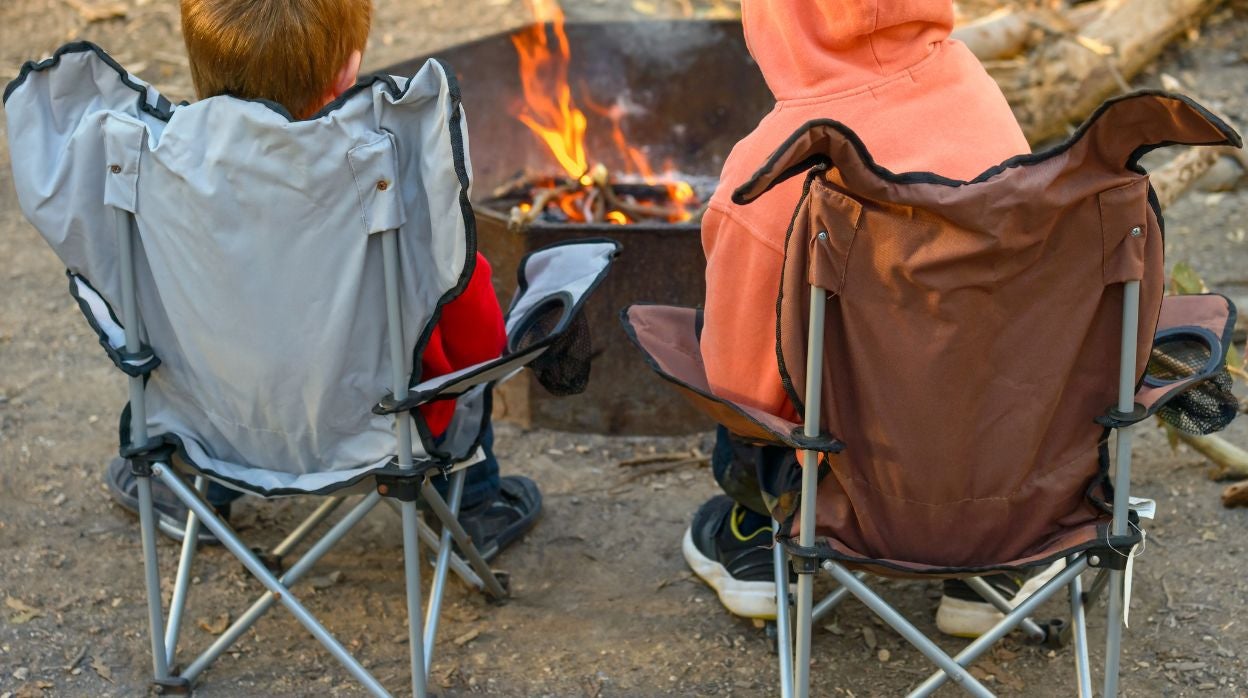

{"left": 4, "top": 43, "right": 480, "bottom": 494}
{"left": 732, "top": 93, "right": 1241, "bottom": 567}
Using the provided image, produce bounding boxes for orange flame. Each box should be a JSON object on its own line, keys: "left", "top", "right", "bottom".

{"left": 511, "top": 0, "right": 588, "bottom": 179}
{"left": 509, "top": 0, "right": 700, "bottom": 224}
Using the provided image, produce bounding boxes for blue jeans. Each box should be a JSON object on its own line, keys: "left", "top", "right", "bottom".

{"left": 431, "top": 421, "right": 500, "bottom": 511}
{"left": 204, "top": 420, "right": 500, "bottom": 510}
{"left": 711, "top": 425, "right": 801, "bottom": 525}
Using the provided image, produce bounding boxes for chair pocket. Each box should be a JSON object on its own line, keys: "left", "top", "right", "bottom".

{"left": 1098, "top": 177, "right": 1151, "bottom": 285}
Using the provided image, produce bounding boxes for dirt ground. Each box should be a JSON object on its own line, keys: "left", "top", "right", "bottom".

{"left": 2, "top": 0, "right": 1248, "bottom": 696}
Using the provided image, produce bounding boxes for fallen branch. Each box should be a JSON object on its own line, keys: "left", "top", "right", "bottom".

{"left": 1223, "top": 480, "right": 1248, "bottom": 508}
{"left": 63, "top": 0, "right": 127, "bottom": 22}
{"left": 1152, "top": 146, "right": 1246, "bottom": 208}
{"left": 616, "top": 456, "right": 708, "bottom": 484}
{"left": 952, "top": 9, "right": 1035, "bottom": 61}
{"left": 1149, "top": 75, "right": 1248, "bottom": 207}
{"left": 617, "top": 450, "right": 701, "bottom": 468}
{"left": 995, "top": 0, "right": 1222, "bottom": 143}
{"left": 1167, "top": 427, "right": 1248, "bottom": 481}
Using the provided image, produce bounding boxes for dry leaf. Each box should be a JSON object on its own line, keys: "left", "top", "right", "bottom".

{"left": 631, "top": 0, "right": 658, "bottom": 14}
{"left": 452, "top": 628, "right": 481, "bottom": 647}
{"left": 861, "top": 625, "right": 877, "bottom": 650}
{"left": 306, "top": 570, "right": 343, "bottom": 591}
{"left": 63, "top": 0, "right": 128, "bottom": 21}
{"left": 6, "top": 596, "right": 42, "bottom": 624}
{"left": 90, "top": 656, "right": 113, "bottom": 682}
{"left": 197, "top": 612, "right": 230, "bottom": 635}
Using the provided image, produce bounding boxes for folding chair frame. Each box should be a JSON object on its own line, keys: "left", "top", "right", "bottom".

{"left": 114, "top": 210, "right": 508, "bottom": 697}
{"left": 775, "top": 278, "right": 1144, "bottom": 698}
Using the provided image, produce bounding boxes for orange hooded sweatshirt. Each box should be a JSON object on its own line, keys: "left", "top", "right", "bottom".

{"left": 701, "top": 0, "right": 1031, "bottom": 420}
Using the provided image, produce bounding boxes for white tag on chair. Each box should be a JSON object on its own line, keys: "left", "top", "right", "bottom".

{"left": 1128, "top": 497, "right": 1156, "bottom": 520}
{"left": 1122, "top": 529, "right": 1145, "bottom": 629}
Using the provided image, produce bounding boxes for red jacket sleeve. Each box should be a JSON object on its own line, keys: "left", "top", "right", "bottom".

{"left": 435, "top": 253, "right": 506, "bottom": 366}
{"left": 417, "top": 253, "right": 506, "bottom": 437}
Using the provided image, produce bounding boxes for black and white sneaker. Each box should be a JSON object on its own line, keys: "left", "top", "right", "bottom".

{"left": 935, "top": 560, "right": 1066, "bottom": 637}
{"left": 105, "top": 457, "right": 230, "bottom": 544}
{"left": 682, "top": 495, "right": 789, "bottom": 619}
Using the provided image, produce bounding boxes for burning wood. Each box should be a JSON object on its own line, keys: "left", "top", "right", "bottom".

{"left": 493, "top": 164, "right": 706, "bottom": 231}
{"left": 501, "top": 0, "right": 706, "bottom": 231}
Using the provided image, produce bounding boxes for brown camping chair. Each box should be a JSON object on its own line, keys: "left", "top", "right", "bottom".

{"left": 622, "top": 92, "right": 1242, "bottom": 697}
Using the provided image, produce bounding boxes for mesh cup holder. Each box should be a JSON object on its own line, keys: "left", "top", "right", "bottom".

{"left": 508, "top": 294, "right": 593, "bottom": 397}
{"left": 1146, "top": 328, "right": 1239, "bottom": 435}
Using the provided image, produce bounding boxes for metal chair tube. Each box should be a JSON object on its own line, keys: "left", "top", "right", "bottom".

{"left": 164, "top": 476, "right": 207, "bottom": 665}
{"left": 381, "top": 229, "right": 428, "bottom": 698}
{"left": 1104, "top": 278, "right": 1141, "bottom": 698}
{"left": 793, "top": 284, "right": 827, "bottom": 697}
{"left": 115, "top": 209, "right": 170, "bottom": 682}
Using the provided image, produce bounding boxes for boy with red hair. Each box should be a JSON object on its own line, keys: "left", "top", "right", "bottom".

{"left": 107, "top": 0, "right": 540, "bottom": 557}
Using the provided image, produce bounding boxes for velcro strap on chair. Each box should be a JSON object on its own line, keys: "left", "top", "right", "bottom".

{"left": 1096, "top": 403, "right": 1148, "bottom": 429}
{"left": 67, "top": 271, "right": 160, "bottom": 377}
{"left": 1084, "top": 528, "right": 1143, "bottom": 572}
{"left": 778, "top": 536, "right": 823, "bottom": 574}
{"left": 119, "top": 439, "right": 177, "bottom": 477}
{"left": 373, "top": 458, "right": 442, "bottom": 502}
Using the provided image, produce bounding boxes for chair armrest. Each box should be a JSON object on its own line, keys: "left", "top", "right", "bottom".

{"left": 621, "top": 304, "right": 842, "bottom": 452}
{"left": 1099, "top": 293, "right": 1237, "bottom": 429}
{"left": 68, "top": 271, "right": 160, "bottom": 377}
{"left": 375, "top": 239, "right": 621, "bottom": 415}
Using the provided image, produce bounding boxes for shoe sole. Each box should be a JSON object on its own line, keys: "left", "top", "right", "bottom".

{"left": 107, "top": 461, "right": 221, "bottom": 545}
{"left": 935, "top": 595, "right": 1005, "bottom": 638}
{"left": 936, "top": 559, "right": 1069, "bottom": 638}
{"left": 682, "top": 527, "right": 784, "bottom": 620}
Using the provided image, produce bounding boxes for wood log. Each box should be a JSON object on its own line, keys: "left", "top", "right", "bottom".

{"left": 1223, "top": 480, "right": 1248, "bottom": 508}
{"left": 1152, "top": 146, "right": 1245, "bottom": 208}
{"left": 996, "top": 0, "right": 1222, "bottom": 144}
{"left": 1170, "top": 428, "right": 1248, "bottom": 481}
{"left": 952, "top": 9, "right": 1035, "bottom": 61}
{"left": 1144, "top": 77, "right": 1245, "bottom": 207}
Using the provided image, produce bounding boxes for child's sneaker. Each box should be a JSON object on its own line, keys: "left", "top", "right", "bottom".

{"left": 935, "top": 559, "right": 1067, "bottom": 637}
{"left": 430, "top": 475, "right": 542, "bottom": 563}
{"left": 105, "top": 457, "right": 232, "bottom": 544}
{"left": 683, "top": 495, "right": 788, "bottom": 619}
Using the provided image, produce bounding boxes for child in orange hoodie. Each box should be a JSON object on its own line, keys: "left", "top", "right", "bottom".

{"left": 684, "top": 0, "right": 1034, "bottom": 634}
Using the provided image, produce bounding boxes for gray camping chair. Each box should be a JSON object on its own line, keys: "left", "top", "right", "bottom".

{"left": 4, "top": 42, "right": 619, "bottom": 696}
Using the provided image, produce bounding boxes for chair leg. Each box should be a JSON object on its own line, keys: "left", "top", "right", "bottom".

{"left": 400, "top": 499, "right": 429, "bottom": 698}
{"left": 271, "top": 497, "right": 345, "bottom": 558}
{"left": 164, "top": 476, "right": 207, "bottom": 667}
{"left": 135, "top": 471, "right": 171, "bottom": 683}
{"left": 908, "top": 556, "right": 1089, "bottom": 696}
{"left": 810, "top": 572, "right": 866, "bottom": 624}
{"left": 964, "top": 576, "right": 1047, "bottom": 643}
{"left": 1069, "top": 558, "right": 1093, "bottom": 698}
{"left": 180, "top": 492, "right": 383, "bottom": 683}
{"left": 817, "top": 561, "right": 992, "bottom": 698}
{"left": 154, "top": 465, "right": 391, "bottom": 697}
{"left": 773, "top": 522, "right": 795, "bottom": 698}
{"left": 424, "top": 469, "right": 466, "bottom": 676}
{"left": 419, "top": 483, "right": 509, "bottom": 600}
{"left": 382, "top": 498, "right": 487, "bottom": 590}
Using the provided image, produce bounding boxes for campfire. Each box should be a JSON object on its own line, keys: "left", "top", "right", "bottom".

{"left": 490, "top": 0, "right": 709, "bottom": 231}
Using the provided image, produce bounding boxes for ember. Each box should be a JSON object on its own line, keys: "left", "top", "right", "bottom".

{"left": 496, "top": 0, "right": 707, "bottom": 229}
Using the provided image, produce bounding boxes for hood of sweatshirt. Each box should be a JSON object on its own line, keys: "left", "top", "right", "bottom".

{"left": 742, "top": 0, "right": 955, "bottom": 101}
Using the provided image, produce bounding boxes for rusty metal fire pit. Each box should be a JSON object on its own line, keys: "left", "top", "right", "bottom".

{"left": 387, "top": 20, "right": 772, "bottom": 434}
